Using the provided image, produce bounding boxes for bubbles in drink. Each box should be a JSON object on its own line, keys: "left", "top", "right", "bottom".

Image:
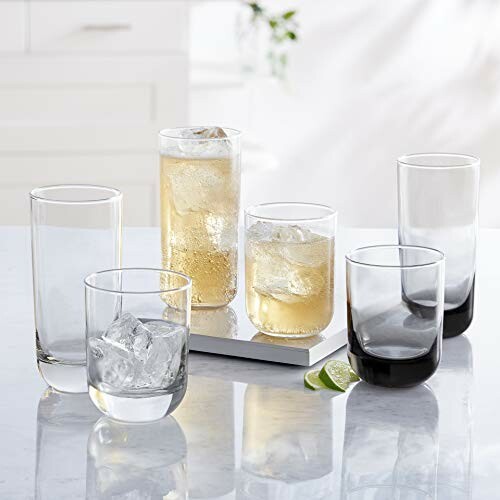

{"left": 160, "top": 128, "right": 240, "bottom": 307}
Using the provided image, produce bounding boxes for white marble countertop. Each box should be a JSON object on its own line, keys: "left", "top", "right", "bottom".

{"left": 1, "top": 226, "right": 498, "bottom": 499}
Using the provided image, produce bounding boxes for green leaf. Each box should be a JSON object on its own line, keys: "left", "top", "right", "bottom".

{"left": 248, "top": 2, "right": 263, "bottom": 15}
{"left": 282, "top": 10, "right": 296, "bottom": 20}
{"left": 287, "top": 31, "right": 297, "bottom": 40}
{"left": 269, "top": 19, "right": 278, "bottom": 29}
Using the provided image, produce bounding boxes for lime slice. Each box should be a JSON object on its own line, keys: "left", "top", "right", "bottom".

{"left": 304, "top": 369, "right": 328, "bottom": 391}
{"left": 319, "top": 360, "right": 351, "bottom": 392}
{"left": 349, "top": 368, "right": 360, "bottom": 382}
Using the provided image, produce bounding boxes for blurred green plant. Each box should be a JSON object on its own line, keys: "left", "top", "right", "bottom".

{"left": 246, "top": 2, "right": 299, "bottom": 79}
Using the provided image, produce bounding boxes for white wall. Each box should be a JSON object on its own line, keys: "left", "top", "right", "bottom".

{"left": 190, "top": 0, "right": 500, "bottom": 227}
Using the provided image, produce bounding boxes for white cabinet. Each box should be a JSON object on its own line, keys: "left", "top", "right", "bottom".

{"left": 0, "top": 1, "right": 189, "bottom": 226}
{"left": 29, "top": 1, "right": 188, "bottom": 52}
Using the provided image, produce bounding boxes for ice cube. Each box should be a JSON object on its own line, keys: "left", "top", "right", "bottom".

{"left": 89, "top": 337, "right": 135, "bottom": 389}
{"left": 167, "top": 165, "right": 225, "bottom": 214}
{"left": 274, "top": 224, "right": 313, "bottom": 243}
{"left": 141, "top": 321, "right": 186, "bottom": 387}
{"left": 283, "top": 237, "right": 331, "bottom": 267}
{"left": 247, "top": 221, "right": 316, "bottom": 243}
{"left": 189, "top": 127, "right": 227, "bottom": 139}
{"left": 91, "top": 314, "right": 187, "bottom": 391}
{"left": 103, "top": 312, "right": 142, "bottom": 350}
{"left": 246, "top": 221, "right": 275, "bottom": 242}
{"left": 177, "top": 127, "right": 231, "bottom": 158}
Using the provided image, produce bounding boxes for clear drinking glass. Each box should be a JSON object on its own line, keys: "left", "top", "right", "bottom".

{"left": 398, "top": 153, "right": 480, "bottom": 338}
{"left": 31, "top": 185, "right": 122, "bottom": 393}
{"left": 85, "top": 268, "right": 191, "bottom": 422}
{"left": 346, "top": 245, "right": 445, "bottom": 387}
{"left": 245, "top": 202, "right": 337, "bottom": 338}
{"left": 159, "top": 126, "right": 241, "bottom": 308}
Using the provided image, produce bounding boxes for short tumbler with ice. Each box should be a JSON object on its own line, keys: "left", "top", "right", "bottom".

{"left": 85, "top": 268, "right": 191, "bottom": 422}
{"left": 245, "top": 203, "right": 337, "bottom": 338}
{"left": 159, "top": 127, "right": 241, "bottom": 308}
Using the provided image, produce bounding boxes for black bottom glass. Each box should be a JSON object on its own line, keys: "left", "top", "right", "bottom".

{"left": 443, "top": 278, "right": 474, "bottom": 339}
{"left": 347, "top": 322, "right": 440, "bottom": 388}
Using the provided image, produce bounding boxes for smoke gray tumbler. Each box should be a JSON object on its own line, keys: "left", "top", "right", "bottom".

{"left": 398, "top": 154, "right": 479, "bottom": 338}
{"left": 31, "top": 185, "right": 122, "bottom": 393}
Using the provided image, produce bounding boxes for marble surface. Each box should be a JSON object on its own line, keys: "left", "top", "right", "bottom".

{"left": 0, "top": 226, "right": 498, "bottom": 499}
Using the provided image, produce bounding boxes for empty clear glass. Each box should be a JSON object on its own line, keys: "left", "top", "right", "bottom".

{"left": 346, "top": 245, "right": 445, "bottom": 387}
{"left": 398, "top": 153, "right": 480, "bottom": 338}
{"left": 245, "top": 202, "right": 337, "bottom": 338}
{"left": 85, "top": 268, "right": 191, "bottom": 422}
{"left": 31, "top": 185, "right": 122, "bottom": 393}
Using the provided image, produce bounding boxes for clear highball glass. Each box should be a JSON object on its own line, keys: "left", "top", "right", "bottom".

{"left": 159, "top": 127, "right": 241, "bottom": 308}
{"left": 85, "top": 268, "right": 191, "bottom": 423}
{"left": 31, "top": 185, "right": 122, "bottom": 393}
{"left": 398, "top": 153, "right": 480, "bottom": 338}
{"left": 346, "top": 245, "right": 445, "bottom": 388}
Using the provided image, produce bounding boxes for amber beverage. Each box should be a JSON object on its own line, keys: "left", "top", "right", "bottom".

{"left": 159, "top": 127, "right": 241, "bottom": 307}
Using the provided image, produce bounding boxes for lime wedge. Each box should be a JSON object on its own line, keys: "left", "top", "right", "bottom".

{"left": 349, "top": 368, "right": 360, "bottom": 382}
{"left": 304, "top": 369, "right": 328, "bottom": 391}
{"left": 319, "top": 360, "right": 351, "bottom": 392}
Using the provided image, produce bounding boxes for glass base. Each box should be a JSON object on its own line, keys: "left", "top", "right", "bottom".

{"left": 37, "top": 360, "right": 88, "bottom": 393}
{"left": 89, "top": 385, "right": 186, "bottom": 423}
{"left": 258, "top": 329, "right": 320, "bottom": 339}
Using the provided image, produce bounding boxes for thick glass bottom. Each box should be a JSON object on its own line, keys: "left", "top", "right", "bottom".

{"left": 89, "top": 384, "right": 186, "bottom": 423}
{"left": 258, "top": 329, "right": 320, "bottom": 339}
{"left": 347, "top": 330, "right": 439, "bottom": 388}
{"left": 37, "top": 360, "right": 87, "bottom": 393}
{"left": 443, "top": 279, "right": 475, "bottom": 338}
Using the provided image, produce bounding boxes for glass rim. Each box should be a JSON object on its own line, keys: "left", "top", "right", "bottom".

{"left": 346, "top": 244, "right": 445, "bottom": 269}
{"left": 159, "top": 126, "right": 242, "bottom": 141}
{"left": 245, "top": 202, "right": 338, "bottom": 223}
{"left": 84, "top": 268, "right": 192, "bottom": 295}
{"left": 397, "top": 153, "right": 480, "bottom": 169}
{"left": 30, "top": 184, "right": 122, "bottom": 205}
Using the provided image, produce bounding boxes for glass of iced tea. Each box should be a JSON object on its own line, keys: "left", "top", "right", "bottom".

{"left": 245, "top": 203, "right": 337, "bottom": 338}
{"left": 159, "top": 127, "right": 241, "bottom": 308}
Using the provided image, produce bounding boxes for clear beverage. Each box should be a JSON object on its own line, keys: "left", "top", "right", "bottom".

{"left": 159, "top": 127, "right": 241, "bottom": 307}
{"left": 246, "top": 224, "right": 334, "bottom": 336}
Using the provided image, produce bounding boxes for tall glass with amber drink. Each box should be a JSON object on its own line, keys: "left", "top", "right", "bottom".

{"left": 245, "top": 203, "right": 337, "bottom": 337}
{"left": 159, "top": 127, "right": 241, "bottom": 307}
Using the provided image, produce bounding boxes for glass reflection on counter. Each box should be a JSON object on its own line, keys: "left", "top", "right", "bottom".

{"left": 341, "top": 383, "right": 439, "bottom": 499}
{"left": 432, "top": 335, "right": 473, "bottom": 499}
{"left": 239, "top": 384, "right": 334, "bottom": 499}
{"left": 190, "top": 306, "right": 238, "bottom": 338}
{"left": 174, "top": 375, "right": 236, "bottom": 498}
{"left": 86, "top": 417, "right": 187, "bottom": 499}
{"left": 35, "top": 389, "right": 101, "bottom": 500}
